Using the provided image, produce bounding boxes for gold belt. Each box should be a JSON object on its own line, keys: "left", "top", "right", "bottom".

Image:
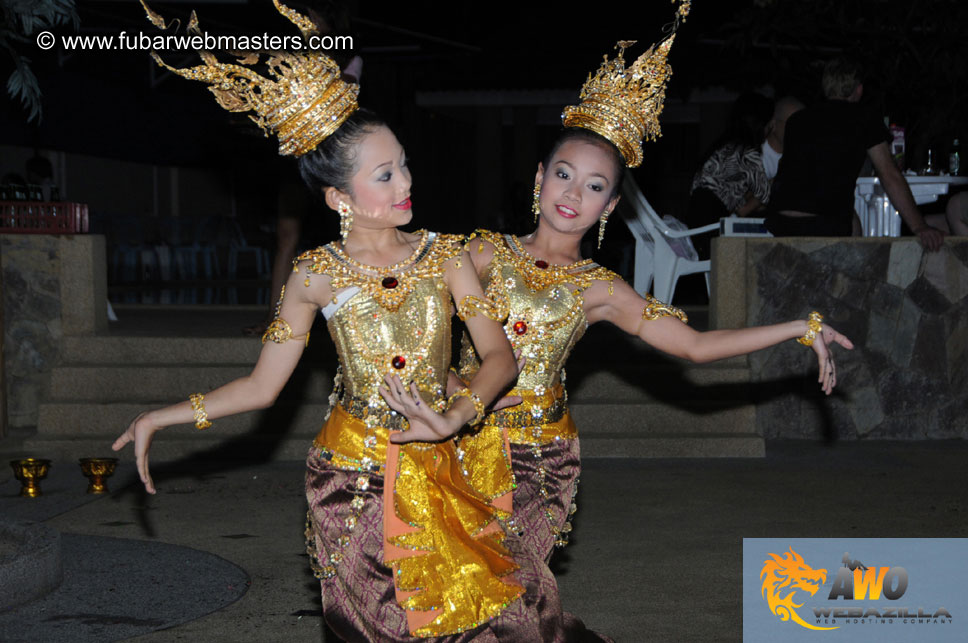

{"left": 311, "top": 396, "right": 412, "bottom": 473}
{"left": 484, "top": 384, "right": 578, "bottom": 445}
{"left": 339, "top": 395, "right": 410, "bottom": 431}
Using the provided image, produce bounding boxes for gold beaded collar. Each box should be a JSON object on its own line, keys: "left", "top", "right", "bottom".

{"left": 295, "top": 231, "right": 463, "bottom": 311}
{"left": 478, "top": 230, "right": 618, "bottom": 293}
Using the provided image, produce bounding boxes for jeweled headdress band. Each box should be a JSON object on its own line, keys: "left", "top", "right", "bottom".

{"left": 141, "top": 0, "right": 359, "bottom": 157}
{"left": 561, "top": 0, "right": 690, "bottom": 168}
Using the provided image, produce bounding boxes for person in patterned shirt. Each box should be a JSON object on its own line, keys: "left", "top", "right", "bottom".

{"left": 686, "top": 92, "right": 774, "bottom": 257}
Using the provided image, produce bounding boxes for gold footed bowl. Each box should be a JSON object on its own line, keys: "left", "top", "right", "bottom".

{"left": 79, "top": 457, "right": 119, "bottom": 494}
{"left": 10, "top": 458, "right": 52, "bottom": 498}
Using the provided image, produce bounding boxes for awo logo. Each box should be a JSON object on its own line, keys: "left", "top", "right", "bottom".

{"left": 760, "top": 547, "right": 953, "bottom": 632}
{"left": 760, "top": 548, "right": 835, "bottom": 631}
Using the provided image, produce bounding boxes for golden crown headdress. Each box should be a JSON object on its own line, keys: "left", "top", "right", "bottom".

{"left": 561, "top": 0, "right": 690, "bottom": 168}
{"left": 141, "top": 0, "right": 359, "bottom": 157}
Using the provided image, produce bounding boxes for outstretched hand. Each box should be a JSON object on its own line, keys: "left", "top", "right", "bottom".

{"left": 111, "top": 412, "right": 162, "bottom": 494}
{"left": 811, "top": 324, "right": 854, "bottom": 395}
{"left": 380, "top": 375, "right": 462, "bottom": 444}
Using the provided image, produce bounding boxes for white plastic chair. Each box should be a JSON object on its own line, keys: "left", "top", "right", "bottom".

{"left": 620, "top": 176, "right": 718, "bottom": 304}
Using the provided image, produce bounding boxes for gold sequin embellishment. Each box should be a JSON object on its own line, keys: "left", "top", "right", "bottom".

{"left": 641, "top": 293, "right": 688, "bottom": 324}
{"left": 294, "top": 230, "right": 463, "bottom": 312}
{"left": 455, "top": 293, "right": 509, "bottom": 322}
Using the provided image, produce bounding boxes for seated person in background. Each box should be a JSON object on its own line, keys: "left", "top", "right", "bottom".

{"left": 761, "top": 96, "right": 805, "bottom": 182}
{"left": 946, "top": 192, "right": 968, "bottom": 235}
{"left": 765, "top": 58, "right": 944, "bottom": 251}
{"left": 686, "top": 92, "right": 773, "bottom": 258}
{"left": 925, "top": 191, "right": 968, "bottom": 236}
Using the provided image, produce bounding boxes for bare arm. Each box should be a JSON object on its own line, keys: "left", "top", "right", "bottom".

{"left": 736, "top": 194, "right": 765, "bottom": 216}
{"left": 584, "top": 278, "right": 853, "bottom": 392}
{"left": 113, "top": 262, "right": 327, "bottom": 492}
{"left": 868, "top": 142, "right": 945, "bottom": 251}
{"left": 465, "top": 233, "right": 496, "bottom": 278}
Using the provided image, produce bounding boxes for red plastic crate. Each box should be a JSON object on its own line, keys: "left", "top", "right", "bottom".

{"left": 0, "top": 202, "right": 89, "bottom": 234}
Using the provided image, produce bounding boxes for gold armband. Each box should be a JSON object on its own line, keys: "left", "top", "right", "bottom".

{"left": 642, "top": 293, "right": 688, "bottom": 324}
{"left": 456, "top": 293, "right": 509, "bottom": 322}
{"left": 189, "top": 393, "right": 212, "bottom": 430}
{"left": 262, "top": 317, "right": 310, "bottom": 346}
{"left": 447, "top": 388, "right": 485, "bottom": 427}
{"left": 261, "top": 287, "right": 310, "bottom": 346}
{"left": 796, "top": 311, "right": 824, "bottom": 346}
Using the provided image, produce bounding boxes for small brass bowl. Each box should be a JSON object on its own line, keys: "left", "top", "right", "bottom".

{"left": 78, "top": 457, "right": 119, "bottom": 494}
{"left": 10, "top": 458, "right": 52, "bottom": 498}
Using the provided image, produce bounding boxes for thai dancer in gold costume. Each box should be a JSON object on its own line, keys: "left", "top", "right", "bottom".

{"left": 112, "top": 2, "right": 594, "bottom": 640}
{"left": 457, "top": 0, "right": 854, "bottom": 564}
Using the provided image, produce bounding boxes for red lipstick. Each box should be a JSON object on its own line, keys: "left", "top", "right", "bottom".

{"left": 555, "top": 204, "right": 578, "bottom": 218}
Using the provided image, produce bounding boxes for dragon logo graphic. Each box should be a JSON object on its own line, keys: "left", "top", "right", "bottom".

{"left": 760, "top": 547, "right": 838, "bottom": 631}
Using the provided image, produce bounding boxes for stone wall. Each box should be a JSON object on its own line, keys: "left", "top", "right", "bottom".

{"left": 710, "top": 237, "right": 968, "bottom": 440}
{"left": 1, "top": 235, "right": 106, "bottom": 431}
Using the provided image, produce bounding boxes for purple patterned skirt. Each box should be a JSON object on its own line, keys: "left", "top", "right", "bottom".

{"left": 508, "top": 437, "right": 582, "bottom": 564}
{"left": 305, "top": 449, "right": 592, "bottom": 642}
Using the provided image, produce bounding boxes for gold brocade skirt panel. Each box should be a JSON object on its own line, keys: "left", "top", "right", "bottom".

{"left": 311, "top": 401, "right": 396, "bottom": 474}
{"left": 308, "top": 399, "right": 524, "bottom": 637}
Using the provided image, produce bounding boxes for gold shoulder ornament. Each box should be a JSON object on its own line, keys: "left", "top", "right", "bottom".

{"left": 642, "top": 293, "right": 688, "bottom": 324}
{"left": 471, "top": 229, "right": 504, "bottom": 252}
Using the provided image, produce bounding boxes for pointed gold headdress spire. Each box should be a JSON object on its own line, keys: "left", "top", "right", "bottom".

{"left": 561, "top": 0, "right": 690, "bottom": 168}
{"left": 142, "top": 0, "right": 359, "bottom": 157}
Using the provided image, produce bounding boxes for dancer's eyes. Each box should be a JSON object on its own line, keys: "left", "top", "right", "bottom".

{"left": 589, "top": 183, "right": 604, "bottom": 192}
{"left": 379, "top": 158, "right": 407, "bottom": 181}
{"left": 556, "top": 170, "right": 570, "bottom": 180}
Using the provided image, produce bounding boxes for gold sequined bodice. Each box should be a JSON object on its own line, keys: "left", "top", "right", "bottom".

{"left": 327, "top": 278, "right": 451, "bottom": 404}
{"left": 460, "top": 230, "right": 619, "bottom": 394}
{"left": 298, "top": 231, "right": 460, "bottom": 409}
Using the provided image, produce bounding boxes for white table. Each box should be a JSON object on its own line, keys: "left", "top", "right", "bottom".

{"left": 854, "top": 175, "right": 968, "bottom": 237}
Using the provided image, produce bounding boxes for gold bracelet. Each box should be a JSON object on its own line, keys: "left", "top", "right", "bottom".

{"left": 446, "top": 388, "right": 485, "bottom": 427}
{"left": 796, "top": 311, "right": 824, "bottom": 346}
{"left": 189, "top": 393, "right": 212, "bottom": 430}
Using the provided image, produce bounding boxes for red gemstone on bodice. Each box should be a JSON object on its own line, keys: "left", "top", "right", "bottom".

{"left": 392, "top": 355, "right": 406, "bottom": 369}
{"left": 382, "top": 276, "right": 399, "bottom": 289}
{"left": 534, "top": 260, "right": 549, "bottom": 269}
{"left": 513, "top": 321, "right": 528, "bottom": 335}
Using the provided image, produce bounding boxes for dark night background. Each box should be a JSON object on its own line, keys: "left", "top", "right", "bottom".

{"left": 2, "top": 1, "right": 966, "bottom": 279}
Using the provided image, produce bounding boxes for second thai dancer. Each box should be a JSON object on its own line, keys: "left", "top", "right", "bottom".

{"left": 456, "top": 0, "right": 854, "bottom": 564}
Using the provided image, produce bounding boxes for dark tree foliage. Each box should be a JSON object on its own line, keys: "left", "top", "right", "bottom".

{"left": 1, "top": 0, "right": 78, "bottom": 123}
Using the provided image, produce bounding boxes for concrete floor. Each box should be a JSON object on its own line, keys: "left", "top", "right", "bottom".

{"left": 2, "top": 441, "right": 965, "bottom": 642}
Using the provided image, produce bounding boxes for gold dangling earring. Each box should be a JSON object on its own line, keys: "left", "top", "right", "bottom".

{"left": 597, "top": 210, "right": 610, "bottom": 249}
{"left": 337, "top": 200, "right": 353, "bottom": 242}
{"left": 532, "top": 182, "right": 542, "bottom": 222}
